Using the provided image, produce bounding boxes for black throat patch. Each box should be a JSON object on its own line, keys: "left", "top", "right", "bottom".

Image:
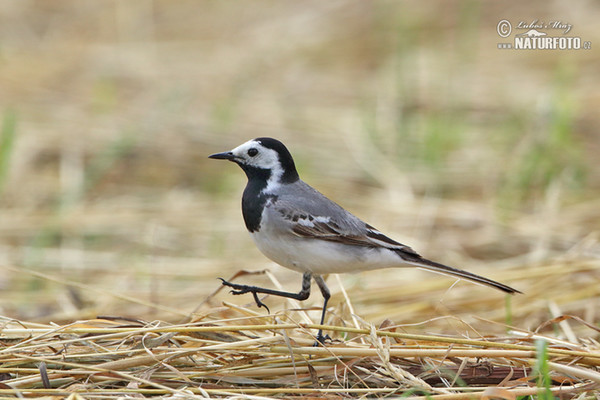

{"left": 239, "top": 165, "right": 278, "bottom": 232}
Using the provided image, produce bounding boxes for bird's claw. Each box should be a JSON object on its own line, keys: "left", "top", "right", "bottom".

{"left": 218, "top": 278, "right": 270, "bottom": 313}
{"left": 219, "top": 278, "right": 248, "bottom": 293}
{"left": 314, "top": 332, "right": 331, "bottom": 346}
{"left": 252, "top": 292, "right": 270, "bottom": 313}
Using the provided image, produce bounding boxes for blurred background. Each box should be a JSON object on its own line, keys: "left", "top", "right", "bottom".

{"left": 0, "top": 1, "right": 599, "bottom": 335}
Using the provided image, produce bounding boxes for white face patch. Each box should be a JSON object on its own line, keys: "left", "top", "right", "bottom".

{"left": 230, "top": 139, "right": 284, "bottom": 191}
{"left": 230, "top": 140, "right": 280, "bottom": 169}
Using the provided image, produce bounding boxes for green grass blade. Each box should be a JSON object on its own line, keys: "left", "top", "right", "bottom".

{"left": 0, "top": 109, "right": 17, "bottom": 194}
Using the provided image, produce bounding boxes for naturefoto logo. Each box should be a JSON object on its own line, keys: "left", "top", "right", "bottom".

{"left": 496, "top": 19, "right": 592, "bottom": 50}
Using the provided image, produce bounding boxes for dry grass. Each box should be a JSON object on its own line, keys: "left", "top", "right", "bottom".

{"left": 1, "top": 1, "right": 600, "bottom": 398}
{"left": 0, "top": 289, "right": 599, "bottom": 399}
{"left": 1, "top": 256, "right": 600, "bottom": 398}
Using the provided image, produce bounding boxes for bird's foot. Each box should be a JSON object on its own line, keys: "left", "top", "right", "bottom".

{"left": 218, "top": 278, "right": 270, "bottom": 313}
{"left": 313, "top": 331, "right": 331, "bottom": 347}
{"left": 218, "top": 278, "right": 252, "bottom": 294}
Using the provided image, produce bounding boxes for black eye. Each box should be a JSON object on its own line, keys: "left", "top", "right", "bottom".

{"left": 247, "top": 148, "right": 258, "bottom": 157}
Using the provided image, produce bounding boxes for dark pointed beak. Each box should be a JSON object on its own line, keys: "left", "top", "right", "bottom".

{"left": 208, "top": 151, "right": 235, "bottom": 160}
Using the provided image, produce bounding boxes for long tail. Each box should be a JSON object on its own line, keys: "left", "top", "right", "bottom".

{"left": 399, "top": 251, "right": 521, "bottom": 294}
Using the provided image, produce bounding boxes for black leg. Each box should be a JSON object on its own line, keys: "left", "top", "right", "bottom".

{"left": 219, "top": 272, "right": 332, "bottom": 345}
{"left": 219, "top": 272, "right": 312, "bottom": 313}
{"left": 313, "top": 275, "right": 331, "bottom": 344}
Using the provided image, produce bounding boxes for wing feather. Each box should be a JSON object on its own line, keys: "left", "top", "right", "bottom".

{"left": 291, "top": 219, "right": 377, "bottom": 247}
{"left": 268, "top": 180, "right": 418, "bottom": 253}
{"left": 280, "top": 207, "right": 418, "bottom": 254}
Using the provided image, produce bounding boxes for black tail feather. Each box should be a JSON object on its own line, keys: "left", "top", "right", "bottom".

{"left": 398, "top": 251, "right": 521, "bottom": 294}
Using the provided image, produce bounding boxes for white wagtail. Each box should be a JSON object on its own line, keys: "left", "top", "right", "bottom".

{"left": 209, "top": 137, "right": 520, "bottom": 343}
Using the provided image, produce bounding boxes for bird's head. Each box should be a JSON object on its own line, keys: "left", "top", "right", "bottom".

{"left": 209, "top": 137, "right": 299, "bottom": 184}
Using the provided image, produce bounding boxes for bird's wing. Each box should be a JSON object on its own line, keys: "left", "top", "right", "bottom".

{"left": 269, "top": 181, "right": 419, "bottom": 255}
{"left": 266, "top": 181, "right": 520, "bottom": 295}
{"left": 291, "top": 216, "right": 419, "bottom": 256}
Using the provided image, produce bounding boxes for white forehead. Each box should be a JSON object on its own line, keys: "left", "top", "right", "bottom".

{"left": 231, "top": 139, "right": 260, "bottom": 154}
{"left": 231, "top": 139, "right": 280, "bottom": 168}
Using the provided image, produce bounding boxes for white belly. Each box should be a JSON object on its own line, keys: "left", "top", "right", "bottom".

{"left": 250, "top": 229, "right": 405, "bottom": 274}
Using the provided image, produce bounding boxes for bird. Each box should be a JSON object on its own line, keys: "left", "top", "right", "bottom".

{"left": 209, "top": 137, "right": 520, "bottom": 343}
